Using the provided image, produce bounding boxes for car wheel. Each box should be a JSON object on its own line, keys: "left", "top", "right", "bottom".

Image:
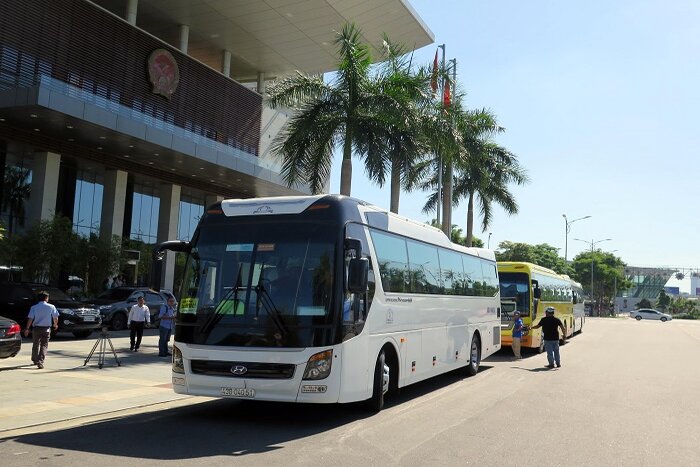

{"left": 72, "top": 330, "right": 93, "bottom": 338}
{"left": 465, "top": 334, "right": 481, "bottom": 377}
{"left": 635, "top": 315, "right": 642, "bottom": 321}
{"left": 367, "top": 350, "right": 389, "bottom": 412}
{"left": 660, "top": 317, "right": 667, "bottom": 322}
{"left": 111, "top": 312, "right": 128, "bottom": 331}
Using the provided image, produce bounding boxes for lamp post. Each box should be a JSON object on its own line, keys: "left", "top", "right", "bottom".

{"left": 562, "top": 214, "right": 591, "bottom": 263}
{"left": 574, "top": 238, "right": 612, "bottom": 316}
{"left": 487, "top": 232, "right": 492, "bottom": 249}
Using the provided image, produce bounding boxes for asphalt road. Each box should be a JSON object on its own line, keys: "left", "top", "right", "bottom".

{"left": 1, "top": 317, "right": 699, "bottom": 466}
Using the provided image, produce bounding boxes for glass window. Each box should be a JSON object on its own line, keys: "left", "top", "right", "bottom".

{"left": 370, "top": 230, "right": 409, "bottom": 293}
{"left": 439, "top": 249, "right": 465, "bottom": 295}
{"left": 462, "top": 255, "right": 483, "bottom": 296}
{"left": 480, "top": 261, "right": 499, "bottom": 297}
{"left": 130, "top": 185, "right": 160, "bottom": 244}
{"left": 407, "top": 239, "right": 441, "bottom": 294}
{"left": 178, "top": 197, "right": 204, "bottom": 241}
{"left": 73, "top": 170, "right": 103, "bottom": 236}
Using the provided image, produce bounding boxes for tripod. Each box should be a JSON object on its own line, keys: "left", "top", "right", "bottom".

{"left": 84, "top": 327, "right": 121, "bottom": 369}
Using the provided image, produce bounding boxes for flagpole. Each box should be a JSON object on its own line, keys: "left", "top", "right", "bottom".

{"left": 436, "top": 43, "right": 445, "bottom": 227}
{"left": 443, "top": 57, "right": 456, "bottom": 235}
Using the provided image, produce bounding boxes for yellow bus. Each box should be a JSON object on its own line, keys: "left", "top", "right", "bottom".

{"left": 498, "top": 262, "right": 579, "bottom": 353}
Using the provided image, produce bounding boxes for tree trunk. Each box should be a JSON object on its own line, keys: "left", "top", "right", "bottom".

{"left": 389, "top": 159, "right": 401, "bottom": 213}
{"left": 442, "top": 162, "right": 452, "bottom": 236}
{"left": 465, "top": 192, "right": 475, "bottom": 247}
{"left": 340, "top": 126, "right": 353, "bottom": 196}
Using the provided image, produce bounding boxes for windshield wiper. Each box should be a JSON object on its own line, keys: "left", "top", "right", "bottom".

{"left": 255, "top": 283, "right": 287, "bottom": 338}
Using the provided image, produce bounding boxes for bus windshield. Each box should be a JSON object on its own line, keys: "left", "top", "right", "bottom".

{"left": 499, "top": 272, "right": 531, "bottom": 319}
{"left": 176, "top": 220, "right": 337, "bottom": 348}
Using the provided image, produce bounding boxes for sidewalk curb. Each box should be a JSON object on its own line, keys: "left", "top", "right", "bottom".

{"left": 0, "top": 396, "right": 204, "bottom": 439}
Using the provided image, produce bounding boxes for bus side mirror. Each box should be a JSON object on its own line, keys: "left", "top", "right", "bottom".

{"left": 347, "top": 258, "right": 369, "bottom": 294}
{"left": 533, "top": 287, "right": 541, "bottom": 299}
{"left": 152, "top": 241, "right": 191, "bottom": 291}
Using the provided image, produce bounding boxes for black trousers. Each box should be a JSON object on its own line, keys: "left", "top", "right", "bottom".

{"left": 129, "top": 321, "right": 145, "bottom": 349}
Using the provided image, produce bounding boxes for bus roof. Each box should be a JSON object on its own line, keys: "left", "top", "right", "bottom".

{"left": 497, "top": 261, "right": 561, "bottom": 277}
{"left": 216, "top": 194, "right": 494, "bottom": 261}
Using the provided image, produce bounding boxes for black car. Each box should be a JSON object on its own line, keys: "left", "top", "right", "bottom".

{"left": 0, "top": 315, "right": 22, "bottom": 358}
{"left": 92, "top": 287, "right": 175, "bottom": 331}
{"left": 0, "top": 283, "right": 102, "bottom": 338}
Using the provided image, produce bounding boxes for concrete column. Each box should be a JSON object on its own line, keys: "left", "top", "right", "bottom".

{"left": 257, "top": 72, "right": 266, "bottom": 95}
{"left": 158, "top": 183, "right": 181, "bottom": 290}
{"left": 179, "top": 25, "right": 190, "bottom": 54}
{"left": 205, "top": 194, "right": 224, "bottom": 210}
{"left": 27, "top": 151, "right": 60, "bottom": 224}
{"left": 100, "top": 169, "right": 128, "bottom": 238}
{"left": 126, "top": 0, "right": 138, "bottom": 26}
{"left": 222, "top": 50, "right": 232, "bottom": 77}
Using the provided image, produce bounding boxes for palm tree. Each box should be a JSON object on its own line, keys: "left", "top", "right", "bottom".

{"left": 2, "top": 166, "right": 31, "bottom": 236}
{"left": 267, "top": 23, "right": 395, "bottom": 195}
{"left": 363, "top": 36, "right": 432, "bottom": 213}
{"left": 452, "top": 111, "right": 529, "bottom": 246}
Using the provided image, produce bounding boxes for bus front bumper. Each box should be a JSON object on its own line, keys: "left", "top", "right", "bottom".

{"left": 171, "top": 344, "right": 342, "bottom": 404}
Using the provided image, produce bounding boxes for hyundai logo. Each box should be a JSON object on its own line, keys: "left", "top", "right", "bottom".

{"left": 231, "top": 365, "right": 248, "bottom": 375}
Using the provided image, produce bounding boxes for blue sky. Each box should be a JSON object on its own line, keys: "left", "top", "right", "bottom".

{"left": 329, "top": 0, "right": 700, "bottom": 269}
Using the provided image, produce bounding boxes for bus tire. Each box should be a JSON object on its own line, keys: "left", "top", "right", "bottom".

{"left": 537, "top": 336, "right": 544, "bottom": 354}
{"left": 367, "top": 350, "right": 389, "bottom": 412}
{"left": 465, "top": 334, "right": 481, "bottom": 377}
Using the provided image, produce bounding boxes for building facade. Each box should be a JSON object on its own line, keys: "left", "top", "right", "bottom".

{"left": 0, "top": 0, "right": 432, "bottom": 291}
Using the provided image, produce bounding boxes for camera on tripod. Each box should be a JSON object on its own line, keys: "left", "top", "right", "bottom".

{"left": 84, "top": 325, "right": 121, "bottom": 369}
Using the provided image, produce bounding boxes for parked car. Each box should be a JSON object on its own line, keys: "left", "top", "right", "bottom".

{"left": 0, "top": 283, "right": 102, "bottom": 338}
{"left": 629, "top": 308, "right": 672, "bottom": 322}
{"left": 0, "top": 315, "right": 22, "bottom": 358}
{"left": 92, "top": 287, "right": 175, "bottom": 331}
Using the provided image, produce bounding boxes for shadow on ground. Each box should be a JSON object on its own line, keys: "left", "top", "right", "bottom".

{"left": 8, "top": 366, "right": 492, "bottom": 460}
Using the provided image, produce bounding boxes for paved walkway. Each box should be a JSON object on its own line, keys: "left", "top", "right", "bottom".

{"left": 0, "top": 329, "right": 209, "bottom": 436}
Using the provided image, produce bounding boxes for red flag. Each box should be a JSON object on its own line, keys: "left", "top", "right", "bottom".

{"left": 443, "top": 79, "right": 451, "bottom": 108}
{"left": 431, "top": 50, "right": 438, "bottom": 94}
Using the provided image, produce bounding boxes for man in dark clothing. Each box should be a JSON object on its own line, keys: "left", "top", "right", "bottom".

{"left": 531, "top": 306, "right": 566, "bottom": 368}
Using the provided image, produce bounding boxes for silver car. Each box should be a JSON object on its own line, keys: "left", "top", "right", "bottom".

{"left": 629, "top": 308, "right": 672, "bottom": 322}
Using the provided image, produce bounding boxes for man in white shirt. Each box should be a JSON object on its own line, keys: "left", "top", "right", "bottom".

{"left": 127, "top": 295, "right": 150, "bottom": 351}
{"left": 23, "top": 291, "right": 59, "bottom": 369}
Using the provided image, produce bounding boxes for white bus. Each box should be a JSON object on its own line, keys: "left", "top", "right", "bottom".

{"left": 155, "top": 195, "right": 501, "bottom": 411}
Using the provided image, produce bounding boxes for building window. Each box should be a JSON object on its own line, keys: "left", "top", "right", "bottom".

{"left": 178, "top": 195, "right": 204, "bottom": 241}
{"left": 130, "top": 185, "right": 160, "bottom": 244}
{"left": 73, "top": 170, "right": 103, "bottom": 236}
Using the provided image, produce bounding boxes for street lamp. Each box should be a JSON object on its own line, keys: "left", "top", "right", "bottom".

{"left": 488, "top": 232, "right": 492, "bottom": 249}
{"left": 574, "top": 237, "right": 612, "bottom": 316}
{"left": 563, "top": 214, "right": 591, "bottom": 263}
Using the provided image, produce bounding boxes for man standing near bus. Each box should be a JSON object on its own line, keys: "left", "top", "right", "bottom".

{"left": 511, "top": 311, "right": 524, "bottom": 360}
{"left": 531, "top": 306, "right": 566, "bottom": 368}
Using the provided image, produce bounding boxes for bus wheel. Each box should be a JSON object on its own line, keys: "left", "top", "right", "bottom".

{"left": 537, "top": 337, "right": 544, "bottom": 354}
{"left": 465, "top": 334, "right": 481, "bottom": 377}
{"left": 368, "top": 350, "right": 389, "bottom": 412}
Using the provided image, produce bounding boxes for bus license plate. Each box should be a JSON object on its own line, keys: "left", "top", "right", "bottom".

{"left": 221, "top": 387, "right": 255, "bottom": 398}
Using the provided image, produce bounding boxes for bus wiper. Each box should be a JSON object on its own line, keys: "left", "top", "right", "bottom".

{"left": 201, "top": 264, "right": 243, "bottom": 333}
{"left": 255, "top": 283, "right": 288, "bottom": 338}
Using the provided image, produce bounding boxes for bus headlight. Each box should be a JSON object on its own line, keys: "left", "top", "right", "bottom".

{"left": 172, "top": 345, "right": 184, "bottom": 374}
{"left": 302, "top": 350, "right": 333, "bottom": 380}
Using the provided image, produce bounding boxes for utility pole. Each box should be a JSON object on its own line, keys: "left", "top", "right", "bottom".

{"left": 563, "top": 214, "right": 591, "bottom": 263}
{"left": 574, "top": 237, "right": 612, "bottom": 316}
